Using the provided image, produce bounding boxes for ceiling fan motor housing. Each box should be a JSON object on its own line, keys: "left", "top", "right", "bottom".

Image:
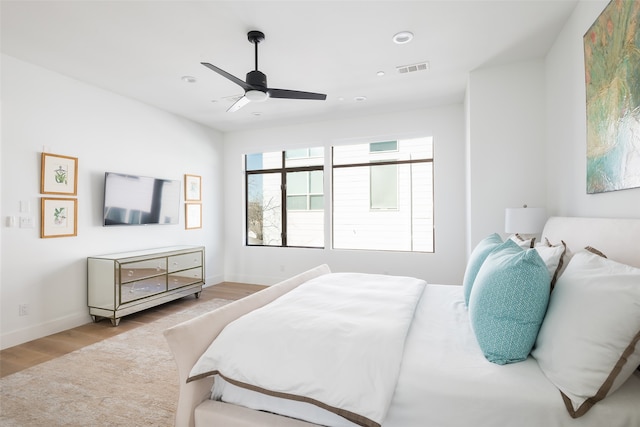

{"left": 246, "top": 70, "right": 267, "bottom": 91}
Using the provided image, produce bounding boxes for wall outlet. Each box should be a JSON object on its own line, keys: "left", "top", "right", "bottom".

{"left": 19, "top": 304, "right": 29, "bottom": 316}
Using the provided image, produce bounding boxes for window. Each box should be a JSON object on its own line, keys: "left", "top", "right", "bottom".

{"left": 287, "top": 170, "right": 324, "bottom": 211}
{"left": 332, "top": 137, "right": 434, "bottom": 252}
{"left": 245, "top": 148, "right": 324, "bottom": 248}
{"left": 369, "top": 140, "right": 398, "bottom": 152}
{"left": 370, "top": 164, "right": 398, "bottom": 209}
{"left": 244, "top": 137, "right": 433, "bottom": 252}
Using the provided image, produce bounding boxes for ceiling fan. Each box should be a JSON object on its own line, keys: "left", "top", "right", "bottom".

{"left": 202, "top": 30, "right": 327, "bottom": 113}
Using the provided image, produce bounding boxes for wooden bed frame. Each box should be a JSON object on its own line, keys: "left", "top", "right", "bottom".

{"left": 164, "top": 216, "right": 640, "bottom": 427}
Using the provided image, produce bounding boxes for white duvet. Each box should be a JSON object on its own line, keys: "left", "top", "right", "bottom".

{"left": 188, "top": 272, "right": 426, "bottom": 427}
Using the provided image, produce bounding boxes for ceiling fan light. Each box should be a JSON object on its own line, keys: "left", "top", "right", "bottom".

{"left": 245, "top": 90, "right": 268, "bottom": 102}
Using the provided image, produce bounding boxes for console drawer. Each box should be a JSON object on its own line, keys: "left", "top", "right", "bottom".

{"left": 168, "top": 252, "right": 202, "bottom": 273}
{"left": 120, "top": 276, "right": 166, "bottom": 303}
{"left": 120, "top": 258, "right": 167, "bottom": 283}
{"left": 168, "top": 267, "right": 203, "bottom": 290}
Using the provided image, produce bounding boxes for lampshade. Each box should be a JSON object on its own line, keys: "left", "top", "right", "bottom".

{"left": 504, "top": 207, "right": 547, "bottom": 234}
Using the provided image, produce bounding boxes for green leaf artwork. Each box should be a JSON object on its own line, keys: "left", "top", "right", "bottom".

{"left": 54, "top": 165, "right": 68, "bottom": 185}
{"left": 53, "top": 207, "right": 67, "bottom": 226}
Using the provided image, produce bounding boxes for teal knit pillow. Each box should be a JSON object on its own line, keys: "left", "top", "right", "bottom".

{"left": 462, "top": 233, "right": 503, "bottom": 306}
{"left": 469, "top": 239, "right": 550, "bottom": 365}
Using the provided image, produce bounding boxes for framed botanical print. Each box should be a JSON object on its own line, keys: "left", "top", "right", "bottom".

{"left": 41, "top": 197, "right": 77, "bottom": 238}
{"left": 185, "top": 174, "right": 202, "bottom": 201}
{"left": 41, "top": 152, "right": 78, "bottom": 195}
{"left": 185, "top": 203, "right": 202, "bottom": 230}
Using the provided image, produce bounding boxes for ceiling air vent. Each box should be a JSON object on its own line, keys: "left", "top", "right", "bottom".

{"left": 396, "top": 62, "right": 430, "bottom": 74}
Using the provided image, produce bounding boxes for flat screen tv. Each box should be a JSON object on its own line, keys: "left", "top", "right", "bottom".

{"left": 103, "top": 172, "right": 181, "bottom": 226}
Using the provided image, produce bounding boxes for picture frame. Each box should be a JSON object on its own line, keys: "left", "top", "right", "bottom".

{"left": 41, "top": 152, "right": 78, "bottom": 195}
{"left": 185, "top": 203, "right": 202, "bottom": 230}
{"left": 41, "top": 197, "right": 77, "bottom": 238}
{"left": 185, "top": 174, "right": 202, "bottom": 201}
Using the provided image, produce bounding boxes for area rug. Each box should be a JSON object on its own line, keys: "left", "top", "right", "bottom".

{"left": 0, "top": 298, "right": 232, "bottom": 426}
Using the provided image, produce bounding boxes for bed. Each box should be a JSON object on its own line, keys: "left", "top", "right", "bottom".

{"left": 164, "top": 216, "right": 640, "bottom": 427}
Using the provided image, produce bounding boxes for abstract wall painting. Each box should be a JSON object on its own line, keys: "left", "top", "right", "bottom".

{"left": 584, "top": 0, "right": 640, "bottom": 193}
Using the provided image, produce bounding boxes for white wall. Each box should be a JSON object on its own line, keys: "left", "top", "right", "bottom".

{"left": 545, "top": 0, "right": 640, "bottom": 216}
{"left": 466, "top": 60, "right": 548, "bottom": 250}
{"left": 0, "top": 54, "right": 225, "bottom": 349}
{"left": 464, "top": 0, "right": 640, "bottom": 252}
{"left": 4, "top": 0, "right": 640, "bottom": 351}
{"left": 223, "top": 105, "right": 466, "bottom": 286}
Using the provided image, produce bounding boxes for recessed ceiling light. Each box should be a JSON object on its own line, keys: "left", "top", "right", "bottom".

{"left": 376, "top": 71, "right": 385, "bottom": 77}
{"left": 393, "top": 31, "right": 414, "bottom": 45}
{"left": 181, "top": 75, "right": 197, "bottom": 83}
{"left": 354, "top": 96, "right": 367, "bottom": 102}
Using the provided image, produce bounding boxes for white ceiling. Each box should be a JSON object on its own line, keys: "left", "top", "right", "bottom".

{"left": 1, "top": 0, "right": 578, "bottom": 132}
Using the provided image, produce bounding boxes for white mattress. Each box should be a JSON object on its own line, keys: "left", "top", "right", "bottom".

{"left": 214, "top": 284, "right": 640, "bottom": 427}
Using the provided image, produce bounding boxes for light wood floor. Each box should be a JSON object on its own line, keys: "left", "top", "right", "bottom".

{"left": 0, "top": 282, "right": 265, "bottom": 379}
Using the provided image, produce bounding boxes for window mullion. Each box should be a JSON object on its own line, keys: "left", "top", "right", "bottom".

{"left": 281, "top": 171, "right": 287, "bottom": 246}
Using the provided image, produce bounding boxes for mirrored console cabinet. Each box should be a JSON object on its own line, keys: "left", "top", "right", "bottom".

{"left": 88, "top": 245, "right": 204, "bottom": 326}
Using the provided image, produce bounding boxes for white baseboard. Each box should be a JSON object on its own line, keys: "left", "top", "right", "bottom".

{"left": 222, "top": 273, "right": 283, "bottom": 286}
{"left": 1, "top": 312, "right": 91, "bottom": 350}
{"left": 2, "top": 275, "right": 224, "bottom": 350}
{"left": 205, "top": 273, "right": 224, "bottom": 286}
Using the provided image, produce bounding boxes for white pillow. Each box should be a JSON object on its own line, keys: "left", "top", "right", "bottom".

{"left": 532, "top": 251, "right": 640, "bottom": 418}
{"left": 534, "top": 240, "right": 566, "bottom": 290}
{"left": 541, "top": 237, "right": 573, "bottom": 278}
{"left": 509, "top": 234, "right": 535, "bottom": 249}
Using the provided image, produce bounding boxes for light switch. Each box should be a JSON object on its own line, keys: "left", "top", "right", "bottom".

{"left": 6, "top": 216, "right": 17, "bottom": 227}
{"left": 20, "top": 216, "right": 35, "bottom": 228}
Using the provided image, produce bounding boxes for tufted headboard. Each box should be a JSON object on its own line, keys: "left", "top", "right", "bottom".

{"left": 541, "top": 216, "right": 640, "bottom": 268}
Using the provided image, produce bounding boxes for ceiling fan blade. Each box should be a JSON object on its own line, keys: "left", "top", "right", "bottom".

{"left": 267, "top": 88, "right": 327, "bottom": 101}
{"left": 227, "top": 95, "right": 251, "bottom": 113}
{"left": 201, "top": 62, "right": 253, "bottom": 92}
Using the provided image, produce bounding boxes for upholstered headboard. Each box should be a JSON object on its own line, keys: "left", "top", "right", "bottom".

{"left": 541, "top": 216, "right": 640, "bottom": 268}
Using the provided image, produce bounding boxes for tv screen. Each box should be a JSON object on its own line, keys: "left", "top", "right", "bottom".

{"left": 103, "top": 172, "right": 181, "bottom": 226}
